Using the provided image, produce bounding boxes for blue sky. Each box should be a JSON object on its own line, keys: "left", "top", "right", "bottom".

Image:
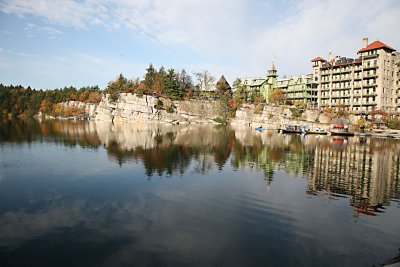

{"left": 0, "top": 0, "right": 399, "bottom": 90}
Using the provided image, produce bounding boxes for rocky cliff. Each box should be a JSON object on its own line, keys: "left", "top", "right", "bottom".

{"left": 231, "top": 104, "right": 328, "bottom": 129}
{"left": 95, "top": 93, "right": 222, "bottom": 125}
{"left": 59, "top": 94, "right": 359, "bottom": 129}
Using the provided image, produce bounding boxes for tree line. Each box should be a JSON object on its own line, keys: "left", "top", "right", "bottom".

{"left": 0, "top": 84, "right": 102, "bottom": 117}
{"left": 1, "top": 64, "right": 237, "bottom": 120}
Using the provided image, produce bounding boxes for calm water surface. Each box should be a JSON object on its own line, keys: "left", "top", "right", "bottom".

{"left": 0, "top": 119, "right": 399, "bottom": 267}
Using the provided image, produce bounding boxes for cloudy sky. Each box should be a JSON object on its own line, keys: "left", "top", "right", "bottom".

{"left": 0, "top": 0, "right": 399, "bottom": 89}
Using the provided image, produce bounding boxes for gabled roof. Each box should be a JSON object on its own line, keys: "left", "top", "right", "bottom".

{"left": 358, "top": 40, "right": 396, "bottom": 53}
{"left": 216, "top": 75, "right": 232, "bottom": 90}
{"left": 241, "top": 77, "right": 267, "bottom": 87}
{"left": 311, "top": 57, "right": 326, "bottom": 62}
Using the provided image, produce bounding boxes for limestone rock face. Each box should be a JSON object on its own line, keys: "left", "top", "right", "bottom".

{"left": 302, "top": 110, "right": 319, "bottom": 122}
{"left": 94, "top": 93, "right": 221, "bottom": 124}
{"left": 318, "top": 114, "right": 331, "bottom": 124}
{"left": 60, "top": 95, "right": 335, "bottom": 129}
{"left": 60, "top": 101, "right": 97, "bottom": 119}
{"left": 232, "top": 105, "right": 330, "bottom": 129}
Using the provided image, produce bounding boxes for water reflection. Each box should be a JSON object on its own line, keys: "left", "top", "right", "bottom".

{"left": 1, "top": 118, "right": 399, "bottom": 214}
{"left": 1, "top": 119, "right": 400, "bottom": 266}
{"left": 0, "top": 117, "right": 100, "bottom": 148}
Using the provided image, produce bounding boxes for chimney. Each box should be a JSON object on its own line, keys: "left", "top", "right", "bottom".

{"left": 362, "top": 37, "right": 368, "bottom": 48}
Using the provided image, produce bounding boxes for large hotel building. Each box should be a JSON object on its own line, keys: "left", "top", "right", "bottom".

{"left": 312, "top": 38, "right": 400, "bottom": 113}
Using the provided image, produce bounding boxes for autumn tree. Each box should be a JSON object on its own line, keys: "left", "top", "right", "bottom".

{"left": 152, "top": 67, "right": 166, "bottom": 97}
{"left": 232, "top": 78, "right": 246, "bottom": 108}
{"left": 178, "top": 69, "right": 193, "bottom": 99}
{"left": 106, "top": 74, "right": 130, "bottom": 102}
{"left": 88, "top": 91, "right": 102, "bottom": 103}
{"left": 269, "top": 88, "right": 286, "bottom": 105}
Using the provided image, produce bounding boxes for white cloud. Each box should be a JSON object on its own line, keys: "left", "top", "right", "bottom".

{"left": 1, "top": 0, "right": 399, "bottom": 83}
{"left": 1, "top": 0, "right": 100, "bottom": 28}
{"left": 52, "top": 56, "right": 68, "bottom": 62}
{"left": 18, "top": 51, "right": 37, "bottom": 57}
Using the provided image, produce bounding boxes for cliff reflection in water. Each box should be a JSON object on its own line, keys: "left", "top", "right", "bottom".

{"left": 1, "top": 119, "right": 399, "bottom": 214}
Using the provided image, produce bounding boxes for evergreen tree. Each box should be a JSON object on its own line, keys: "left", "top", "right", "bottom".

{"left": 143, "top": 63, "right": 157, "bottom": 94}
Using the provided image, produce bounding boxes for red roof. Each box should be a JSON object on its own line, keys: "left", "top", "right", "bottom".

{"left": 311, "top": 57, "right": 326, "bottom": 62}
{"left": 358, "top": 40, "right": 396, "bottom": 53}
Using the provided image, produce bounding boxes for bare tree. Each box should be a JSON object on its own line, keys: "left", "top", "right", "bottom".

{"left": 194, "top": 70, "right": 215, "bottom": 99}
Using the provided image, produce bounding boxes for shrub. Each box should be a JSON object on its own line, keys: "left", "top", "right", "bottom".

{"left": 154, "top": 99, "right": 164, "bottom": 110}
{"left": 254, "top": 103, "right": 264, "bottom": 114}
{"left": 88, "top": 92, "right": 102, "bottom": 103}
{"left": 109, "top": 92, "right": 119, "bottom": 103}
{"left": 289, "top": 107, "right": 300, "bottom": 118}
{"left": 213, "top": 117, "right": 225, "bottom": 124}
{"left": 166, "top": 104, "right": 175, "bottom": 113}
{"left": 388, "top": 116, "right": 400, "bottom": 130}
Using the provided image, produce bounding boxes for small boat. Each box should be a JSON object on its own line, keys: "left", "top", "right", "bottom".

{"left": 281, "top": 129, "right": 302, "bottom": 134}
{"left": 255, "top": 126, "right": 267, "bottom": 131}
{"left": 280, "top": 125, "right": 305, "bottom": 134}
{"left": 328, "top": 130, "right": 354, "bottom": 136}
{"left": 305, "top": 127, "right": 327, "bottom": 135}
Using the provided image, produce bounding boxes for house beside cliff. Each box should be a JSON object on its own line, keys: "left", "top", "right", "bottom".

{"left": 199, "top": 75, "right": 232, "bottom": 99}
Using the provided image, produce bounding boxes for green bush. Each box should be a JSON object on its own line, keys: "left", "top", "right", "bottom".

{"left": 166, "top": 104, "right": 175, "bottom": 113}
{"left": 109, "top": 92, "right": 119, "bottom": 103}
{"left": 289, "top": 107, "right": 300, "bottom": 118}
{"left": 213, "top": 117, "right": 225, "bottom": 124}
{"left": 154, "top": 99, "right": 164, "bottom": 110}
{"left": 388, "top": 116, "right": 400, "bottom": 130}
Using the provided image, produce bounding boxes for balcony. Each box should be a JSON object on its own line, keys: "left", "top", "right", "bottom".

{"left": 331, "top": 95, "right": 351, "bottom": 99}
{"left": 363, "top": 93, "right": 377, "bottom": 97}
{"left": 362, "top": 102, "right": 377, "bottom": 106}
{"left": 363, "top": 64, "right": 378, "bottom": 70}
{"left": 363, "top": 74, "right": 377, "bottom": 79}
{"left": 362, "top": 54, "right": 379, "bottom": 60}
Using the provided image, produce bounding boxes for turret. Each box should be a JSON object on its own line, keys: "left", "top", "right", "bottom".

{"left": 267, "top": 62, "right": 278, "bottom": 78}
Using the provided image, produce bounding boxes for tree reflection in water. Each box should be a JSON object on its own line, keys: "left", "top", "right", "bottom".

{"left": 1, "top": 118, "right": 399, "bottom": 215}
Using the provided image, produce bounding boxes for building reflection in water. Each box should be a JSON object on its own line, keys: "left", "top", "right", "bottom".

{"left": 1, "top": 118, "right": 399, "bottom": 216}
{"left": 306, "top": 135, "right": 400, "bottom": 217}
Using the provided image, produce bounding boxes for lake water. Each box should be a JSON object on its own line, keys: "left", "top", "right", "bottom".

{"left": 0, "top": 119, "right": 399, "bottom": 267}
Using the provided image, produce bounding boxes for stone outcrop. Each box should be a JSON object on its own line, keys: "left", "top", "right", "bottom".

{"left": 95, "top": 93, "right": 222, "bottom": 125}
{"left": 61, "top": 101, "right": 97, "bottom": 119}
{"left": 231, "top": 104, "right": 329, "bottom": 129}
{"left": 56, "top": 94, "right": 351, "bottom": 129}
